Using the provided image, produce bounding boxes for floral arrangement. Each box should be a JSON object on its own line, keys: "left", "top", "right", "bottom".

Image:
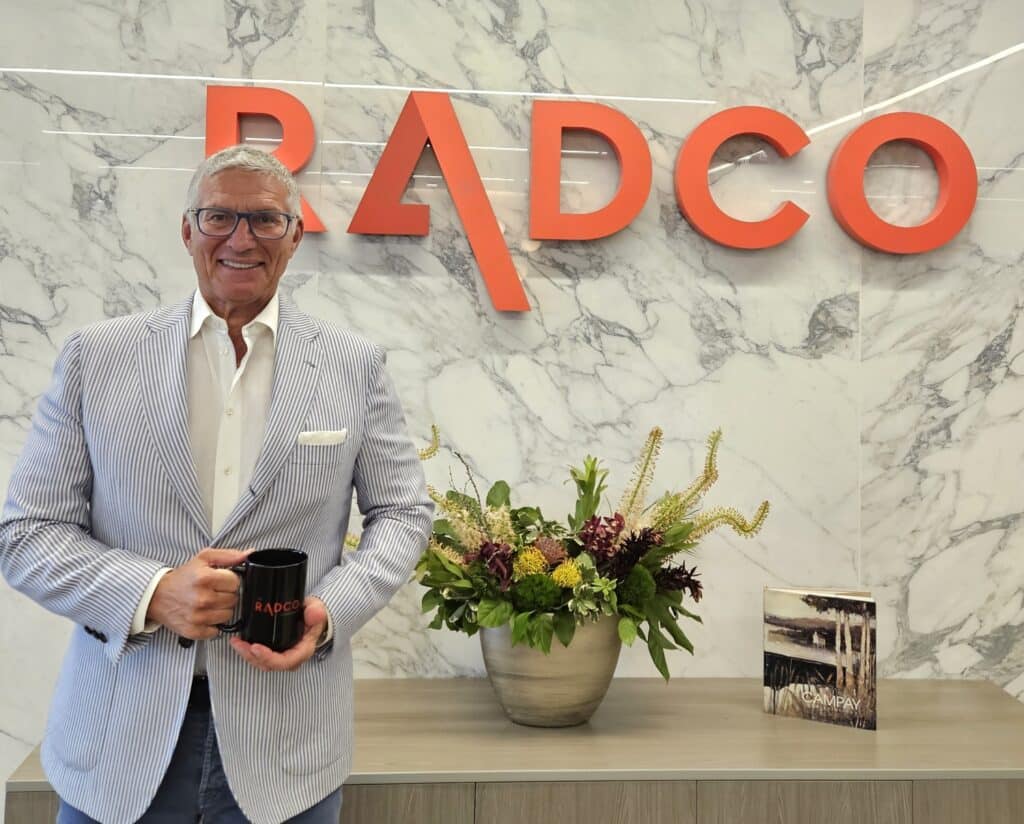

{"left": 415, "top": 428, "right": 769, "bottom": 679}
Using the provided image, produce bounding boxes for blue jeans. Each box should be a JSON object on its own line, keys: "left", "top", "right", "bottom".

{"left": 56, "top": 687, "right": 342, "bottom": 823}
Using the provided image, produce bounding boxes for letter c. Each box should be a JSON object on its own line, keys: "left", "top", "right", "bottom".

{"left": 675, "top": 106, "right": 810, "bottom": 249}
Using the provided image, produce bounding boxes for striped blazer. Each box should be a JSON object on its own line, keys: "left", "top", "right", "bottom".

{"left": 0, "top": 295, "right": 433, "bottom": 824}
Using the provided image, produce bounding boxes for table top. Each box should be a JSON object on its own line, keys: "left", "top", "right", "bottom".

{"left": 9, "top": 677, "right": 1024, "bottom": 790}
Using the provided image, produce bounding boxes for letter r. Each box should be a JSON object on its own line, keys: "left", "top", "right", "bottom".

{"left": 205, "top": 86, "right": 325, "bottom": 231}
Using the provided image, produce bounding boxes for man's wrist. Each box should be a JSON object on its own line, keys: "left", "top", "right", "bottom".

{"left": 131, "top": 567, "right": 173, "bottom": 635}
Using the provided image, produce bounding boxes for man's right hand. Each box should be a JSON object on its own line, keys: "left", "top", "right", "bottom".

{"left": 147, "top": 548, "right": 250, "bottom": 640}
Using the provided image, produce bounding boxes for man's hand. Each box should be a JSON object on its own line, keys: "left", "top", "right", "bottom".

{"left": 230, "top": 596, "right": 328, "bottom": 672}
{"left": 147, "top": 548, "right": 249, "bottom": 640}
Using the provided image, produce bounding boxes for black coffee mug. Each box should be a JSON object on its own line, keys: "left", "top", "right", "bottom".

{"left": 217, "top": 548, "right": 308, "bottom": 652}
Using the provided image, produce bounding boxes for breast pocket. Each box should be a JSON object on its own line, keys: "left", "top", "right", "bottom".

{"left": 288, "top": 429, "right": 352, "bottom": 465}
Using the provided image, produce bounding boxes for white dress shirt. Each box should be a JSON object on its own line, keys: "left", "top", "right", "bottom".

{"left": 130, "top": 290, "right": 278, "bottom": 634}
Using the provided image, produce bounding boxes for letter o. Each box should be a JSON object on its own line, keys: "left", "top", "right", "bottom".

{"left": 827, "top": 112, "right": 977, "bottom": 253}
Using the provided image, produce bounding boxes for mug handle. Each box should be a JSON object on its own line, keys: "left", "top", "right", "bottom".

{"left": 216, "top": 563, "right": 249, "bottom": 634}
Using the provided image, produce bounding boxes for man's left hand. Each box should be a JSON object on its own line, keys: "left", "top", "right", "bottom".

{"left": 230, "top": 596, "right": 328, "bottom": 672}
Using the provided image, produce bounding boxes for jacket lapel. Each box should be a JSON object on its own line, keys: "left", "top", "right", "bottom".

{"left": 213, "top": 298, "right": 321, "bottom": 541}
{"left": 136, "top": 296, "right": 210, "bottom": 537}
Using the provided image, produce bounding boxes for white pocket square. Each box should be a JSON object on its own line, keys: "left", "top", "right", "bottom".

{"left": 297, "top": 428, "right": 348, "bottom": 446}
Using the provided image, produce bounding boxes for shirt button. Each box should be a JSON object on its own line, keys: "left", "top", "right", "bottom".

{"left": 225, "top": 408, "right": 234, "bottom": 417}
{"left": 223, "top": 467, "right": 233, "bottom": 476}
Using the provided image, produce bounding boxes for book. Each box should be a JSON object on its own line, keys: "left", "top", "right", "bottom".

{"left": 763, "top": 587, "right": 877, "bottom": 730}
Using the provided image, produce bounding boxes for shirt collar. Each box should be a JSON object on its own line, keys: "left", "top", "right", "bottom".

{"left": 189, "top": 290, "right": 280, "bottom": 342}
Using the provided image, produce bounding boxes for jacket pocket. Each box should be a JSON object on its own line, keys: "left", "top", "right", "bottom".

{"left": 46, "top": 629, "right": 118, "bottom": 770}
{"left": 278, "top": 654, "right": 348, "bottom": 774}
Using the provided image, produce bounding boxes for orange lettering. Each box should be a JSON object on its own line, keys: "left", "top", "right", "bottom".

{"left": 827, "top": 113, "right": 977, "bottom": 253}
{"left": 347, "top": 92, "right": 529, "bottom": 312}
{"left": 529, "top": 101, "right": 651, "bottom": 240}
{"left": 205, "top": 86, "right": 325, "bottom": 232}
{"left": 675, "top": 106, "right": 810, "bottom": 249}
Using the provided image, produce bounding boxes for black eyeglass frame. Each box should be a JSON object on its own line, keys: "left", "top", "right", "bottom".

{"left": 187, "top": 207, "right": 299, "bottom": 239}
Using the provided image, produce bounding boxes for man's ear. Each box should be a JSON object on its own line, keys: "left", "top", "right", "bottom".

{"left": 181, "top": 214, "right": 193, "bottom": 252}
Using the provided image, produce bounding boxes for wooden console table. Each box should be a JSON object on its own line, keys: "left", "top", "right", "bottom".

{"left": 7, "top": 677, "right": 1024, "bottom": 823}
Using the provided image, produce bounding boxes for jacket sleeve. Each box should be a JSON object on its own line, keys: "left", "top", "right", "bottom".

{"left": 309, "top": 346, "right": 433, "bottom": 645}
{"left": 0, "top": 331, "right": 167, "bottom": 664}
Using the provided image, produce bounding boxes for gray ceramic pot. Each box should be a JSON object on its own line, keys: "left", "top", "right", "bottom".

{"left": 480, "top": 614, "right": 622, "bottom": 727}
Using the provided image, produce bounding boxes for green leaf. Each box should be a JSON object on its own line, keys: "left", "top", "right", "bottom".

{"left": 477, "top": 598, "right": 514, "bottom": 628}
{"left": 432, "top": 519, "right": 460, "bottom": 543}
{"left": 650, "top": 597, "right": 695, "bottom": 652}
{"left": 646, "top": 622, "right": 678, "bottom": 651}
{"left": 619, "top": 604, "right": 645, "bottom": 621}
{"left": 511, "top": 611, "right": 533, "bottom": 646}
{"left": 421, "top": 590, "right": 444, "bottom": 613}
{"left": 445, "top": 490, "right": 482, "bottom": 520}
{"left": 647, "top": 628, "right": 669, "bottom": 680}
{"left": 486, "top": 481, "right": 511, "bottom": 509}
{"left": 675, "top": 605, "right": 703, "bottom": 623}
{"left": 662, "top": 522, "right": 695, "bottom": 545}
{"left": 567, "top": 456, "right": 608, "bottom": 531}
{"left": 529, "top": 613, "right": 554, "bottom": 654}
{"left": 434, "top": 552, "right": 468, "bottom": 578}
{"left": 640, "top": 544, "right": 680, "bottom": 571}
{"left": 553, "top": 611, "right": 576, "bottom": 647}
{"left": 618, "top": 617, "right": 638, "bottom": 646}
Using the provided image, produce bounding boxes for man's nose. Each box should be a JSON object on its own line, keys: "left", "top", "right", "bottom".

{"left": 226, "top": 215, "right": 257, "bottom": 248}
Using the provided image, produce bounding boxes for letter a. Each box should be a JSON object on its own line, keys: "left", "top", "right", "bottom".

{"left": 348, "top": 92, "right": 529, "bottom": 312}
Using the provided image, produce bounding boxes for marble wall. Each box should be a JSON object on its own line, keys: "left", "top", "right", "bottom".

{"left": 1, "top": 0, "right": 1022, "bottom": 800}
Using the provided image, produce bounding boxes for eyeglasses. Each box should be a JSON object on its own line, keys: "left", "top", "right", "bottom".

{"left": 188, "top": 208, "right": 297, "bottom": 239}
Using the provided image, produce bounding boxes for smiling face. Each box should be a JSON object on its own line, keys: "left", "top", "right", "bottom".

{"left": 182, "top": 168, "right": 304, "bottom": 325}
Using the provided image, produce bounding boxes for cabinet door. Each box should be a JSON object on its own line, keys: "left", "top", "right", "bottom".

{"left": 340, "top": 782, "right": 474, "bottom": 824}
{"left": 698, "top": 780, "right": 912, "bottom": 824}
{"left": 913, "top": 780, "right": 1024, "bottom": 823}
{"left": 475, "top": 781, "right": 697, "bottom": 824}
{"left": 4, "top": 790, "right": 59, "bottom": 824}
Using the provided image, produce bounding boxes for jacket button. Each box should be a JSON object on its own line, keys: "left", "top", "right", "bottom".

{"left": 84, "top": 625, "right": 95, "bottom": 637}
{"left": 97, "top": 632, "right": 108, "bottom": 643}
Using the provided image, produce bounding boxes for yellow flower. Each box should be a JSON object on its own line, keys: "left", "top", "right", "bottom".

{"left": 551, "top": 559, "right": 582, "bottom": 588}
{"left": 512, "top": 547, "right": 547, "bottom": 581}
{"left": 688, "top": 502, "right": 770, "bottom": 541}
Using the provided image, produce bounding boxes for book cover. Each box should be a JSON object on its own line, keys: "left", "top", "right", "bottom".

{"left": 763, "top": 587, "right": 877, "bottom": 730}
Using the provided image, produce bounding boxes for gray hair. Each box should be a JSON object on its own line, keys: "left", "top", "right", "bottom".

{"left": 184, "top": 145, "right": 301, "bottom": 215}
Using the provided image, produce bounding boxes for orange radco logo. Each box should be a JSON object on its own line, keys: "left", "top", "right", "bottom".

{"left": 205, "top": 86, "right": 978, "bottom": 312}
{"left": 253, "top": 599, "right": 302, "bottom": 616}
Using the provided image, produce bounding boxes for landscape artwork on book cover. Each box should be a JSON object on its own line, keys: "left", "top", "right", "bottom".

{"left": 763, "top": 587, "right": 877, "bottom": 730}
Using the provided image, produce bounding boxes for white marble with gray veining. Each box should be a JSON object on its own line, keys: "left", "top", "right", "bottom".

{"left": 1, "top": 0, "right": 1022, "bottom": 796}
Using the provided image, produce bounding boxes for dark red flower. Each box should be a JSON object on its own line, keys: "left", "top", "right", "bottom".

{"left": 604, "top": 528, "right": 663, "bottom": 580}
{"left": 465, "top": 541, "right": 515, "bottom": 591}
{"left": 579, "top": 513, "right": 625, "bottom": 569}
{"left": 655, "top": 562, "right": 703, "bottom": 602}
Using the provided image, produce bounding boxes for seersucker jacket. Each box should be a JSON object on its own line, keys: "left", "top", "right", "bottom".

{"left": 0, "top": 294, "right": 433, "bottom": 824}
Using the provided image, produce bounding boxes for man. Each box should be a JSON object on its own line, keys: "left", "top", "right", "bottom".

{"left": 0, "top": 146, "right": 433, "bottom": 823}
